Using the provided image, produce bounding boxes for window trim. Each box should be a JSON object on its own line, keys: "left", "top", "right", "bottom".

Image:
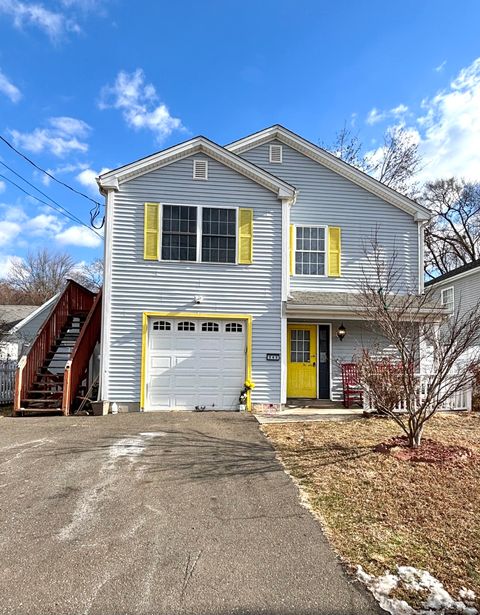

{"left": 292, "top": 224, "right": 328, "bottom": 278}
{"left": 159, "top": 203, "right": 239, "bottom": 265}
{"left": 441, "top": 286, "right": 455, "bottom": 313}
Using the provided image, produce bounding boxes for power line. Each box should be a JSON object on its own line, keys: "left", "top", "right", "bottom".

{"left": 0, "top": 134, "right": 103, "bottom": 207}
{"left": 0, "top": 173, "right": 103, "bottom": 239}
{"left": 0, "top": 159, "right": 98, "bottom": 233}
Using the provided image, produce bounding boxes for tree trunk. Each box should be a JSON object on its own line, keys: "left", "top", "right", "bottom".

{"left": 408, "top": 425, "right": 423, "bottom": 448}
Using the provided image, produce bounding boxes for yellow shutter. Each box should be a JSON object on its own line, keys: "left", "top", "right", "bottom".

{"left": 328, "top": 226, "right": 341, "bottom": 277}
{"left": 144, "top": 203, "right": 159, "bottom": 260}
{"left": 290, "top": 224, "right": 295, "bottom": 275}
{"left": 238, "top": 208, "right": 253, "bottom": 264}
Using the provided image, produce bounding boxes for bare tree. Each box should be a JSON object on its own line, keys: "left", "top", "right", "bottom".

{"left": 423, "top": 178, "right": 480, "bottom": 278}
{"left": 6, "top": 249, "right": 75, "bottom": 304}
{"left": 323, "top": 124, "right": 368, "bottom": 171}
{"left": 324, "top": 125, "right": 422, "bottom": 196}
{"left": 355, "top": 235, "right": 480, "bottom": 448}
{"left": 72, "top": 258, "right": 103, "bottom": 291}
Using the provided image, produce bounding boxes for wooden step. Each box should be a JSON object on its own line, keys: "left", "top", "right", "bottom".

{"left": 18, "top": 408, "right": 63, "bottom": 414}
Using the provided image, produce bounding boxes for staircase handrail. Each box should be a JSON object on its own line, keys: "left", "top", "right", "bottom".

{"left": 14, "top": 280, "right": 95, "bottom": 412}
{"left": 62, "top": 289, "right": 102, "bottom": 415}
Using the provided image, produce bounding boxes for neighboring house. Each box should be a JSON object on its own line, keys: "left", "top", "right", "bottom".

{"left": 0, "top": 296, "right": 57, "bottom": 361}
{"left": 97, "top": 125, "right": 431, "bottom": 412}
{"left": 425, "top": 258, "right": 480, "bottom": 362}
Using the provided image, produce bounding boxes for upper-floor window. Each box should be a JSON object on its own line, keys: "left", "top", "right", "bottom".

{"left": 202, "top": 207, "right": 236, "bottom": 263}
{"left": 161, "top": 205, "right": 197, "bottom": 262}
{"left": 160, "top": 205, "right": 237, "bottom": 264}
{"left": 294, "top": 226, "right": 326, "bottom": 276}
{"left": 441, "top": 287, "right": 454, "bottom": 313}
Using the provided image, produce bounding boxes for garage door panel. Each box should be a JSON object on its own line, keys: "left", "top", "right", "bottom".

{"left": 147, "top": 317, "right": 246, "bottom": 411}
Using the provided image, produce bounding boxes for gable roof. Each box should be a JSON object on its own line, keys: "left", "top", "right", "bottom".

{"left": 425, "top": 259, "right": 480, "bottom": 287}
{"left": 8, "top": 293, "right": 59, "bottom": 334}
{"left": 0, "top": 305, "right": 38, "bottom": 329}
{"left": 97, "top": 136, "right": 296, "bottom": 200}
{"left": 226, "top": 124, "right": 431, "bottom": 221}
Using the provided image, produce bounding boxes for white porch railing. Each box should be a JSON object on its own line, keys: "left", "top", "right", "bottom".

{"left": 364, "top": 373, "right": 473, "bottom": 412}
{"left": 0, "top": 360, "right": 17, "bottom": 405}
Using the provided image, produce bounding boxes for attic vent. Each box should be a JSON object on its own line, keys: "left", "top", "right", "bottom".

{"left": 193, "top": 159, "right": 208, "bottom": 180}
{"left": 269, "top": 144, "right": 282, "bottom": 163}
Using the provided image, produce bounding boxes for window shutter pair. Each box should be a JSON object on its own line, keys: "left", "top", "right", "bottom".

{"left": 289, "top": 224, "right": 342, "bottom": 277}
{"left": 143, "top": 203, "right": 254, "bottom": 264}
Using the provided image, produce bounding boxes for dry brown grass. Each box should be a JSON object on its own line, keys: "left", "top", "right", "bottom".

{"left": 264, "top": 414, "right": 480, "bottom": 602}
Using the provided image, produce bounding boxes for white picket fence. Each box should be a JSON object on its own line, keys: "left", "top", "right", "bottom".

{"left": 0, "top": 360, "right": 16, "bottom": 405}
{"left": 364, "top": 373, "right": 473, "bottom": 412}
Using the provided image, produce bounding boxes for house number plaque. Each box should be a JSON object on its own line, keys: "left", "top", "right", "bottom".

{"left": 266, "top": 353, "right": 280, "bottom": 361}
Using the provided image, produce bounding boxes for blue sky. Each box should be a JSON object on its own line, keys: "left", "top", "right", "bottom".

{"left": 0, "top": 0, "right": 480, "bottom": 273}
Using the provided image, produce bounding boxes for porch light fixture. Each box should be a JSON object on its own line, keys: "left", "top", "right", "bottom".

{"left": 336, "top": 322, "right": 346, "bottom": 341}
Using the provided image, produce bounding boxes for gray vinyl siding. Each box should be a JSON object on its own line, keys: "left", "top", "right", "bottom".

{"left": 292, "top": 318, "right": 395, "bottom": 400}
{"left": 432, "top": 271, "right": 480, "bottom": 318}
{"left": 240, "top": 140, "right": 419, "bottom": 293}
{"left": 429, "top": 270, "right": 480, "bottom": 347}
{"left": 106, "top": 153, "right": 283, "bottom": 405}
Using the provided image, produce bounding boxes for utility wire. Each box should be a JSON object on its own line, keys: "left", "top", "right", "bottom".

{"left": 0, "top": 173, "right": 103, "bottom": 239}
{"left": 0, "top": 159, "right": 97, "bottom": 233}
{"left": 0, "top": 134, "right": 103, "bottom": 207}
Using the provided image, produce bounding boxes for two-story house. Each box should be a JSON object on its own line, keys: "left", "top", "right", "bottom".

{"left": 97, "top": 125, "right": 431, "bottom": 413}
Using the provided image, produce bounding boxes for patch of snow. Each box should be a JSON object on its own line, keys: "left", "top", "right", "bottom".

{"left": 356, "top": 565, "right": 478, "bottom": 615}
{"left": 138, "top": 431, "right": 167, "bottom": 438}
{"left": 108, "top": 436, "right": 145, "bottom": 462}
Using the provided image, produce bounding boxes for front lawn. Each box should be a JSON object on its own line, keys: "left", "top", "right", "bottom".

{"left": 263, "top": 414, "right": 480, "bottom": 607}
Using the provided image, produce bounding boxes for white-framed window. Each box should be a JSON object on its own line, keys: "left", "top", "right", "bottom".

{"left": 441, "top": 286, "right": 454, "bottom": 313}
{"left": 294, "top": 226, "right": 326, "bottom": 276}
{"left": 177, "top": 321, "right": 195, "bottom": 331}
{"left": 201, "top": 322, "right": 219, "bottom": 332}
{"left": 269, "top": 144, "right": 282, "bottom": 163}
{"left": 193, "top": 159, "right": 208, "bottom": 180}
{"left": 160, "top": 204, "right": 237, "bottom": 264}
{"left": 225, "top": 322, "right": 243, "bottom": 333}
{"left": 202, "top": 207, "right": 236, "bottom": 263}
{"left": 152, "top": 320, "right": 171, "bottom": 331}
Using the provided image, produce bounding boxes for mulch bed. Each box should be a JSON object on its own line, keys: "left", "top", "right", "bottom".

{"left": 375, "top": 435, "right": 474, "bottom": 463}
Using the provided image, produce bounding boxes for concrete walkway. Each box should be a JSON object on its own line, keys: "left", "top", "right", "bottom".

{"left": 255, "top": 407, "right": 364, "bottom": 424}
{"left": 0, "top": 412, "right": 379, "bottom": 615}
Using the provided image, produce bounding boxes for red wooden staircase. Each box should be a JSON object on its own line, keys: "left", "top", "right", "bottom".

{"left": 14, "top": 280, "right": 102, "bottom": 416}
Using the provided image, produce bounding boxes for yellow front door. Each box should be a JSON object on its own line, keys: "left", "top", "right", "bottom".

{"left": 287, "top": 324, "right": 317, "bottom": 398}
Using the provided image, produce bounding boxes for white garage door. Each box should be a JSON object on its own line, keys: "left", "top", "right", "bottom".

{"left": 145, "top": 317, "right": 246, "bottom": 411}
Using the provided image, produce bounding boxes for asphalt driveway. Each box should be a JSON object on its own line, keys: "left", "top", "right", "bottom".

{"left": 0, "top": 412, "right": 380, "bottom": 615}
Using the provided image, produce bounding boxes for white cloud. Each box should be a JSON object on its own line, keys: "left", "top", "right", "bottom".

{"left": 0, "top": 180, "right": 5, "bottom": 194}
{"left": 0, "top": 220, "right": 21, "bottom": 245}
{"left": 76, "top": 167, "right": 110, "bottom": 193}
{"left": 99, "top": 69, "right": 184, "bottom": 143}
{"left": 0, "top": 254, "right": 17, "bottom": 277}
{"left": 38, "top": 162, "right": 89, "bottom": 186}
{"left": 10, "top": 115, "right": 90, "bottom": 157}
{"left": 0, "top": 0, "right": 80, "bottom": 40}
{"left": 366, "top": 104, "right": 408, "bottom": 125}
{"left": 435, "top": 60, "right": 447, "bottom": 73}
{"left": 415, "top": 57, "right": 480, "bottom": 181}
{"left": 366, "top": 108, "right": 385, "bottom": 125}
{"left": 363, "top": 57, "right": 480, "bottom": 182}
{"left": 26, "top": 213, "right": 63, "bottom": 236}
{"left": 0, "top": 68, "right": 21, "bottom": 102}
{"left": 56, "top": 225, "right": 102, "bottom": 248}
